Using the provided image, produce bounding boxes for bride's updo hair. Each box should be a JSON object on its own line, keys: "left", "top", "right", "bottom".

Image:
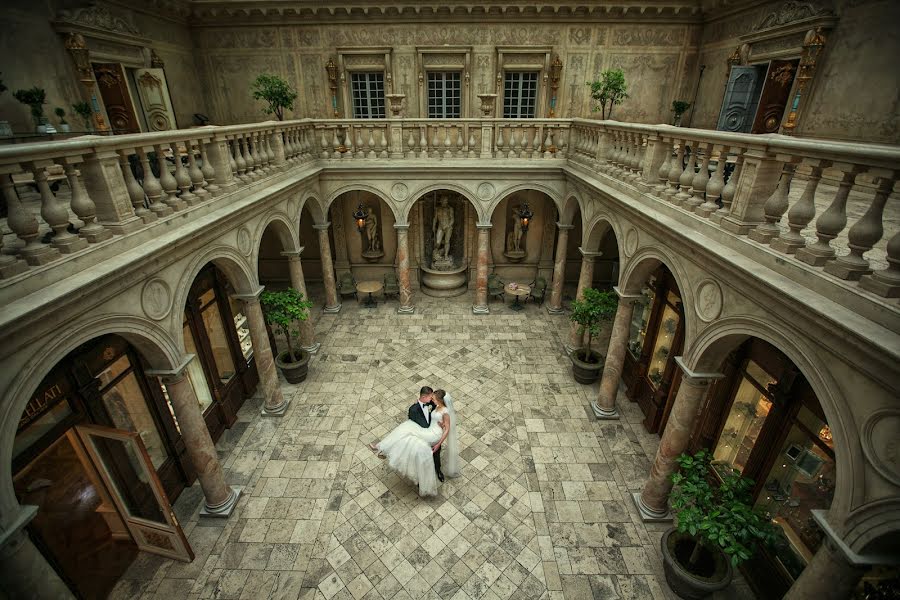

{"left": 433, "top": 389, "right": 446, "bottom": 405}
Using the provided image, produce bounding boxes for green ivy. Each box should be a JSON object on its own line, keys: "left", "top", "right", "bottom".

{"left": 670, "top": 449, "right": 779, "bottom": 569}
{"left": 259, "top": 288, "right": 312, "bottom": 362}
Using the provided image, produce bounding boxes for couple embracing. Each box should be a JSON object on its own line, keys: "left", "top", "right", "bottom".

{"left": 369, "top": 386, "right": 460, "bottom": 496}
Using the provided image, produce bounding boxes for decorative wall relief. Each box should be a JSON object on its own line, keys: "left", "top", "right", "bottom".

{"left": 141, "top": 278, "right": 171, "bottom": 320}
{"left": 422, "top": 192, "right": 465, "bottom": 270}
{"left": 568, "top": 27, "right": 593, "bottom": 46}
{"left": 612, "top": 26, "right": 685, "bottom": 47}
{"left": 237, "top": 226, "right": 252, "bottom": 256}
{"left": 862, "top": 409, "right": 900, "bottom": 486}
{"left": 695, "top": 279, "right": 724, "bottom": 322}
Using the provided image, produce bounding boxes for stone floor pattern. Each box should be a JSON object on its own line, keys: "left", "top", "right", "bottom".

{"left": 110, "top": 290, "right": 754, "bottom": 600}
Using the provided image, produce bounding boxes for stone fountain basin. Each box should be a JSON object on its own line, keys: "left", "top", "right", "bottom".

{"left": 420, "top": 263, "right": 468, "bottom": 297}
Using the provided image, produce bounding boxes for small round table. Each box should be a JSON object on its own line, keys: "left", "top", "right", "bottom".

{"left": 506, "top": 283, "right": 531, "bottom": 311}
{"left": 356, "top": 280, "right": 383, "bottom": 308}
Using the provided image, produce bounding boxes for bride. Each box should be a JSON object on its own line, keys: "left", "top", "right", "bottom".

{"left": 369, "top": 389, "right": 460, "bottom": 497}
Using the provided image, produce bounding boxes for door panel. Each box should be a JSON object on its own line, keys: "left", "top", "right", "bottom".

{"left": 134, "top": 68, "right": 177, "bottom": 131}
{"left": 75, "top": 424, "right": 193, "bottom": 562}
{"left": 751, "top": 60, "right": 799, "bottom": 134}
{"left": 716, "top": 66, "right": 765, "bottom": 133}
{"left": 93, "top": 63, "right": 141, "bottom": 134}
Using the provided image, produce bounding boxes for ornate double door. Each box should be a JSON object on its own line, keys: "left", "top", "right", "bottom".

{"left": 717, "top": 60, "right": 799, "bottom": 134}
{"left": 92, "top": 62, "right": 177, "bottom": 133}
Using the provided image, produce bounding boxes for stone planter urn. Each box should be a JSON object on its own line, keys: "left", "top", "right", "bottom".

{"left": 420, "top": 263, "right": 468, "bottom": 297}
{"left": 385, "top": 93, "right": 405, "bottom": 117}
{"left": 477, "top": 93, "right": 498, "bottom": 117}
{"left": 275, "top": 349, "right": 311, "bottom": 384}
{"left": 661, "top": 527, "right": 733, "bottom": 599}
{"left": 570, "top": 348, "right": 604, "bottom": 384}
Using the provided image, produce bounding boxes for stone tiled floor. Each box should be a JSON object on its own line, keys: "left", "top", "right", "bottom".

{"left": 109, "top": 290, "right": 754, "bottom": 600}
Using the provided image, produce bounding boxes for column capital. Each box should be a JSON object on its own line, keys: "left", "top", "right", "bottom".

{"left": 674, "top": 356, "right": 724, "bottom": 385}
{"left": 613, "top": 286, "right": 643, "bottom": 301}
{"left": 476, "top": 223, "right": 493, "bottom": 230}
{"left": 393, "top": 223, "right": 410, "bottom": 231}
{"left": 281, "top": 247, "right": 305, "bottom": 258}
{"left": 231, "top": 285, "right": 265, "bottom": 303}
{"left": 146, "top": 354, "right": 195, "bottom": 382}
{"left": 556, "top": 222, "right": 575, "bottom": 231}
{"left": 578, "top": 247, "right": 602, "bottom": 259}
{"left": 313, "top": 222, "right": 331, "bottom": 231}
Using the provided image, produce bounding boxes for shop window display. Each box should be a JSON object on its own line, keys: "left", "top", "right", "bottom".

{"left": 199, "top": 288, "right": 237, "bottom": 384}
{"left": 713, "top": 360, "right": 776, "bottom": 475}
{"left": 627, "top": 286, "right": 654, "bottom": 359}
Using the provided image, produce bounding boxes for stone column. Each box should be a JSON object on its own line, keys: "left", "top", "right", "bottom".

{"left": 148, "top": 357, "right": 241, "bottom": 516}
{"left": 784, "top": 538, "right": 866, "bottom": 600}
{"left": 547, "top": 223, "right": 574, "bottom": 314}
{"left": 592, "top": 287, "right": 642, "bottom": 419}
{"left": 0, "top": 509, "right": 74, "bottom": 598}
{"left": 283, "top": 249, "right": 320, "bottom": 353}
{"left": 315, "top": 223, "right": 341, "bottom": 313}
{"left": 472, "top": 225, "right": 491, "bottom": 314}
{"left": 233, "top": 287, "right": 289, "bottom": 416}
{"left": 566, "top": 248, "right": 602, "bottom": 352}
{"left": 633, "top": 358, "right": 723, "bottom": 521}
{"left": 396, "top": 224, "right": 415, "bottom": 314}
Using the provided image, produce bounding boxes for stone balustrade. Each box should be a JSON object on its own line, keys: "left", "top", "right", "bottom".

{"left": 1, "top": 116, "right": 897, "bottom": 308}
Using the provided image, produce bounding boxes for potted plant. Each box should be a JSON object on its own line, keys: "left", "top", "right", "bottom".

{"left": 672, "top": 100, "right": 692, "bottom": 126}
{"left": 569, "top": 288, "right": 618, "bottom": 384}
{"left": 664, "top": 450, "right": 778, "bottom": 599}
{"left": 72, "top": 101, "right": 93, "bottom": 131}
{"left": 251, "top": 73, "right": 298, "bottom": 121}
{"left": 14, "top": 86, "right": 49, "bottom": 133}
{"left": 260, "top": 287, "right": 313, "bottom": 383}
{"left": 586, "top": 69, "right": 629, "bottom": 120}
{"left": 55, "top": 107, "right": 70, "bottom": 133}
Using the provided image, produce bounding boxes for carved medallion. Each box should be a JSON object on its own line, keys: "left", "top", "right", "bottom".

{"left": 287, "top": 198, "right": 298, "bottom": 220}
{"left": 695, "top": 279, "right": 723, "bottom": 323}
{"left": 477, "top": 182, "right": 495, "bottom": 201}
{"left": 624, "top": 227, "right": 638, "bottom": 257}
{"left": 862, "top": 409, "right": 900, "bottom": 486}
{"left": 141, "top": 278, "right": 171, "bottom": 321}
{"left": 237, "top": 226, "right": 252, "bottom": 256}
{"left": 391, "top": 182, "right": 409, "bottom": 201}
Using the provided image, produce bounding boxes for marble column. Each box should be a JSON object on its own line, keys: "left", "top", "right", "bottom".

{"left": 566, "top": 248, "right": 602, "bottom": 352}
{"left": 784, "top": 538, "right": 866, "bottom": 600}
{"left": 396, "top": 224, "right": 415, "bottom": 314}
{"left": 547, "top": 223, "right": 574, "bottom": 314}
{"left": 315, "top": 223, "right": 341, "bottom": 313}
{"left": 234, "top": 287, "right": 289, "bottom": 416}
{"left": 472, "top": 225, "right": 491, "bottom": 314}
{"left": 0, "top": 509, "right": 73, "bottom": 598}
{"left": 149, "top": 357, "right": 241, "bottom": 516}
{"left": 283, "top": 249, "right": 320, "bottom": 353}
{"left": 592, "top": 287, "right": 642, "bottom": 419}
{"left": 633, "top": 358, "right": 723, "bottom": 521}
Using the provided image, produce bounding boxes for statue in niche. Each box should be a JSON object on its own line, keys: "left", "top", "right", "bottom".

{"left": 361, "top": 205, "right": 384, "bottom": 261}
{"left": 431, "top": 194, "right": 456, "bottom": 269}
{"left": 503, "top": 203, "right": 527, "bottom": 262}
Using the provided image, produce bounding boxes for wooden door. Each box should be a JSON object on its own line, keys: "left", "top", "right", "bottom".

{"left": 716, "top": 65, "right": 765, "bottom": 133}
{"left": 751, "top": 59, "right": 799, "bottom": 134}
{"left": 134, "top": 68, "right": 177, "bottom": 131}
{"left": 93, "top": 63, "right": 141, "bottom": 134}
{"left": 75, "top": 424, "right": 193, "bottom": 562}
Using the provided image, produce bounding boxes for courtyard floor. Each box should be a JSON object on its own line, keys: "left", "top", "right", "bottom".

{"left": 108, "top": 289, "right": 754, "bottom": 600}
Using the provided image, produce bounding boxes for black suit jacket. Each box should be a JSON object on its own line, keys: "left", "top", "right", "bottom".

{"left": 408, "top": 400, "right": 435, "bottom": 428}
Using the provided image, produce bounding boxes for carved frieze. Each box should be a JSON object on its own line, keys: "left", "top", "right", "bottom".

{"left": 612, "top": 26, "right": 685, "bottom": 47}
{"left": 754, "top": 0, "right": 833, "bottom": 31}
{"left": 568, "top": 27, "right": 593, "bottom": 46}
{"left": 55, "top": 5, "right": 141, "bottom": 36}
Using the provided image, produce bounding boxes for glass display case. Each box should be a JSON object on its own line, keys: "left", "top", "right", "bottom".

{"left": 713, "top": 360, "right": 776, "bottom": 475}
{"left": 646, "top": 296, "right": 680, "bottom": 389}
{"left": 231, "top": 305, "right": 253, "bottom": 363}
{"left": 627, "top": 286, "right": 655, "bottom": 359}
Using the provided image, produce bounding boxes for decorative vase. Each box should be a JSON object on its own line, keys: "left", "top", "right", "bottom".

{"left": 60, "top": 124, "right": 71, "bottom": 133}
{"left": 385, "top": 93, "right": 405, "bottom": 117}
{"left": 477, "top": 93, "right": 498, "bottom": 117}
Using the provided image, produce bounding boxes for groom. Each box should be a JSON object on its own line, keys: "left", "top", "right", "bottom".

{"left": 408, "top": 386, "right": 444, "bottom": 482}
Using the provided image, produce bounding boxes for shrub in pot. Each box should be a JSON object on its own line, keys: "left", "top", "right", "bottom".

{"left": 569, "top": 288, "right": 617, "bottom": 384}
{"left": 13, "top": 86, "right": 47, "bottom": 133}
{"left": 671, "top": 100, "right": 692, "bottom": 126}
{"left": 55, "top": 107, "right": 70, "bottom": 133}
{"left": 664, "top": 449, "right": 778, "bottom": 599}
{"left": 260, "top": 287, "right": 313, "bottom": 384}
{"left": 251, "top": 73, "right": 298, "bottom": 121}
{"left": 586, "top": 69, "right": 629, "bottom": 120}
{"left": 72, "top": 101, "right": 93, "bottom": 131}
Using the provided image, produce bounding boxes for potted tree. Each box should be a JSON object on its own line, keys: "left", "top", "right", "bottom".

{"left": 672, "top": 100, "right": 692, "bottom": 126}
{"left": 664, "top": 450, "right": 778, "bottom": 599}
{"left": 55, "top": 107, "right": 70, "bottom": 133}
{"left": 72, "top": 101, "right": 93, "bottom": 131}
{"left": 251, "top": 74, "right": 298, "bottom": 121}
{"left": 586, "top": 69, "right": 629, "bottom": 120}
{"left": 13, "top": 86, "right": 49, "bottom": 133}
{"left": 569, "top": 287, "right": 618, "bottom": 384}
{"left": 260, "top": 287, "right": 313, "bottom": 383}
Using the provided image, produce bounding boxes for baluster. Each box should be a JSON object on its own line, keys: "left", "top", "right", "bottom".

{"left": 429, "top": 124, "right": 439, "bottom": 158}
{"left": 0, "top": 173, "right": 28, "bottom": 276}
{"left": 605, "top": 132, "right": 620, "bottom": 174}
{"left": 629, "top": 133, "right": 642, "bottom": 180}
{"left": 749, "top": 161, "right": 796, "bottom": 243}
{"left": 496, "top": 124, "right": 506, "bottom": 157}
{"left": 772, "top": 161, "right": 826, "bottom": 254}
{"left": 120, "top": 151, "right": 154, "bottom": 222}
{"left": 330, "top": 127, "right": 341, "bottom": 158}
{"left": 340, "top": 125, "right": 352, "bottom": 159}
{"left": 321, "top": 127, "right": 330, "bottom": 158}
{"left": 265, "top": 130, "right": 277, "bottom": 170}
{"left": 354, "top": 125, "right": 365, "bottom": 158}
{"left": 698, "top": 145, "right": 726, "bottom": 217}
{"left": 522, "top": 125, "right": 533, "bottom": 158}
{"left": 186, "top": 141, "right": 209, "bottom": 200}
{"left": 1, "top": 171, "right": 60, "bottom": 265}
{"left": 233, "top": 136, "right": 248, "bottom": 181}
{"left": 282, "top": 129, "right": 294, "bottom": 163}
{"left": 154, "top": 144, "right": 183, "bottom": 210}
{"left": 378, "top": 126, "right": 388, "bottom": 158}
{"left": 664, "top": 141, "right": 685, "bottom": 201}
{"left": 559, "top": 125, "right": 569, "bottom": 158}
{"left": 226, "top": 138, "right": 239, "bottom": 180}
{"left": 198, "top": 142, "right": 221, "bottom": 196}
{"left": 796, "top": 167, "right": 860, "bottom": 266}
{"left": 407, "top": 127, "right": 417, "bottom": 158}
{"left": 365, "top": 127, "right": 375, "bottom": 158}
{"left": 531, "top": 127, "right": 542, "bottom": 159}
{"left": 673, "top": 141, "right": 697, "bottom": 206}
{"left": 654, "top": 140, "right": 673, "bottom": 198}
{"left": 170, "top": 142, "right": 197, "bottom": 205}
{"left": 686, "top": 143, "right": 711, "bottom": 210}
{"left": 241, "top": 133, "right": 257, "bottom": 178}
{"left": 29, "top": 161, "right": 88, "bottom": 253}
{"left": 861, "top": 230, "right": 900, "bottom": 297}
{"left": 254, "top": 131, "right": 270, "bottom": 173}
{"left": 825, "top": 174, "right": 896, "bottom": 281}
{"left": 542, "top": 127, "right": 553, "bottom": 158}
{"left": 418, "top": 125, "right": 428, "bottom": 159}
{"left": 60, "top": 159, "right": 111, "bottom": 243}
{"left": 456, "top": 124, "right": 464, "bottom": 156}
{"left": 467, "top": 125, "right": 477, "bottom": 158}
{"left": 713, "top": 148, "right": 743, "bottom": 224}
{"left": 509, "top": 125, "right": 520, "bottom": 158}
{"left": 138, "top": 147, "right": 170, "bottom": 216}
{"left": 442, "top": 124, "right": 452, "bottom": 159}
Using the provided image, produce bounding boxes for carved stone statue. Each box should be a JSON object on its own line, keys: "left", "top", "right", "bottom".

{"left": 365, "top": 207, "right": 380, "bottom": 252}
{"left": 432, "top": 195, "right": 455, "bottom": 265}
{"left": 503, "top": 204, "right": 526, "bottom": 262}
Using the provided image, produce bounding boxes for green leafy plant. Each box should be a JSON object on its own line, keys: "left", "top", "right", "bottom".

{"left": 13, "top": 87, "right": 47, "bottom": 124}
{"left": 72, "top": 101, "right": 92, "bottom": 129}
{"left": 569, "top": 288, "right": 618, "bottom": 363}
{"left": 259, "top": 287, "right": 312, "bottom": 362}
{"left": 586, "top": 69, "right": 629, "bottom": 119}
{"left": 0, "top": 73, "right": 7, "bottom": 95}
{"left": 55, "top": 107, "right": 67, "bottom": 125}
{"left": 670, "top": 449, "right": 778, "bottom": 569}
{"left": 251, "top": 74, "right": 298, "bottom": 121}
{"left": 671, "top": 100, "right": 692, "bottom": 125}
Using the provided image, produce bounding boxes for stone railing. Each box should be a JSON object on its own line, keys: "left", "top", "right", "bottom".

{"left": 1, "top": 116, "right": 897, "bottom": 306}
{"left": 569, "top": 119, "right": 900, "bottom": 300}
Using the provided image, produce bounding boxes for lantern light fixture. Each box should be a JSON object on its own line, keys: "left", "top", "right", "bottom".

{"left": 353, "top": 202, "right": 367, "bottom": 232}
{"left": 517, "top": 201, "right": 534, "bottom": 233}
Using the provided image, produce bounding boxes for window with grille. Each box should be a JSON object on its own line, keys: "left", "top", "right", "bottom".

{"left": 350, "top": 72, "right": 386, "bottom": 118}
{"left": 503, "top": 71, "right": 539, "bottom": 118}
{"left": 427, "top": 72, "right": 462, "bottom": 118}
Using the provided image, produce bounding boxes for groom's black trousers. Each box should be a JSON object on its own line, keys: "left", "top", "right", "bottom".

{"left": 409, "top": 401, "right": 443, "bottom": 476}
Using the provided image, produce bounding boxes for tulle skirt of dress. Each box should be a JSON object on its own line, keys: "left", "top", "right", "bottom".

{"left": 377, "top": 420, "right": 441, "bottom": 497}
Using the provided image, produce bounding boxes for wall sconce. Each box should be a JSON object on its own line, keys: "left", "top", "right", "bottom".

{"left": 548, "top": 56, "right": 563, "bottom": 117}
{"left": 517, "top": 201, "right": 534, "bottom": 233}
{"left": 325, "top": 58, "right": 339, "bottom": 117}
{"left": 353, "top": 202, "right": 367, "bottom": 231}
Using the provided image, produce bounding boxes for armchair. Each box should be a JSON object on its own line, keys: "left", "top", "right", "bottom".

{"left": 337, "top": 272, "right": 358, "bottom": 300}
{"left": 487, "top": 273, "right": 505, "bottom": 303}
{"left": 528, "top": 276, "right": 548, "bottom": 306}
{"left": 384, "top": 271, "right": 400, "bottom": 299}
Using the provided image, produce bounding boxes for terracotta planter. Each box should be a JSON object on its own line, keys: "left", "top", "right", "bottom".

{"left": 661, "top": 527, "right": 733, "bottom": 599}
{"left": 275, "top": 349, "right": 310, "bottom": 384}
{"left": 570, "top": 348, "right": 603, "bottom": 384}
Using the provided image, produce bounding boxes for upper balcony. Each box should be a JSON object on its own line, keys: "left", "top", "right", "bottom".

{"left": 0, "top": 116, "right": 897, "bottom": 333}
